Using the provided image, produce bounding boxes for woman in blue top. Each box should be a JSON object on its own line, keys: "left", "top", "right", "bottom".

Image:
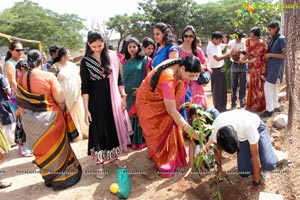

{"left": 4, "top": 40, "right": 33, "bottom": 157}
{"left": 260, "top": 22, "right": 286, "bottom": 118}
{"left": 152, "top": 22, "right": 179, "bottom": 68}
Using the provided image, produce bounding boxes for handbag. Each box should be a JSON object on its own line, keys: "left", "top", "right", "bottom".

{"left": 197, "top": 70, "right": 211, "bottom": 85}
{"left": 14, "top": 117, "right": 26, "bottom": 144}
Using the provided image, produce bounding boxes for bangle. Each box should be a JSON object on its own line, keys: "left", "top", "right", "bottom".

{"left": 121, "top": 94, "right": 127, "bottom": 98}
{"left": 252, "top": 180, "right": 261, "bottom": 186}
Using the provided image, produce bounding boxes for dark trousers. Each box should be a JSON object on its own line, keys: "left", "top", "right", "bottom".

{"left": 231, "top": 63, "right": 247, "bottom": 107}
{"left": 211, "top": 67, "right": 227, "bottom": 112}
{"left": 237, "top": 121, "right": 278, "bottom": 177}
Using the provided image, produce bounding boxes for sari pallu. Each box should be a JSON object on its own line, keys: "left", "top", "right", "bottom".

{"left": 16, "top": 83, "right": 81, "bottom": 191}
{"left": 136, "top": 70, "right": 188, "bottom": 178}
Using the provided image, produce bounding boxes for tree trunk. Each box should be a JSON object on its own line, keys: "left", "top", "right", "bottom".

{"left": 283, "top": 0, "right": 300, "bottom": 130}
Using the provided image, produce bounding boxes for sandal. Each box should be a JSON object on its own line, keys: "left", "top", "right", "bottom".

{"left": 0, "top": 181, "right": 12, "bottom": 189}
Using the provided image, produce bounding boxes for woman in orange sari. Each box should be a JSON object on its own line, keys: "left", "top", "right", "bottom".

{"left": 16, "top": 50, "right": 81, "bottom": 190}
{"left": 136, "top": 56, "right": 201, "bottom": 178}
{"left": 241, "top": 27, "right": 267, "bottom": 112}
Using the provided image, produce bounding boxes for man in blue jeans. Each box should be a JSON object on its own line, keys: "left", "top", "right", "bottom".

{"left": 202, "top": 109, "right": 278, "bottom": 190}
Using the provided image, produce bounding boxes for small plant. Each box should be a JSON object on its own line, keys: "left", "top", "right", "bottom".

{"left": 180, "top": 102, "right": 233, "bottom": 200}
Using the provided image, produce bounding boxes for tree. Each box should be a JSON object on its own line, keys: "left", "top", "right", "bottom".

{"left": 283, "top": 0, "right": 300, "bottom": 130}
{"left": 0, "top": 0, "right": 85, "bottom": 50}
{"left": 105, "top": 0, "right": 281, "bottom": 48}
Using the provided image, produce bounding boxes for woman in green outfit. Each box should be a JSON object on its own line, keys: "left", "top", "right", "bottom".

{"left": 121, "top": 38, "right": 152, "bottom": 150}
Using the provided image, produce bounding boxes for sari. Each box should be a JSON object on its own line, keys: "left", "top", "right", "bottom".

{"left": 123, "top": 56, "right": 151, "bottom": 150}
{"left": 51, "top": 62, "right": 89, "bottom": 139}
{"left": 136, "top": 68, "right": 188, "bottom": 177}
{"left": 152, "top": 44, "right": 179, "bottom": 68}
{"left": 16, "top": 71, "right": 81, "bottom": 190}
{"left": 245, "top": 39, "right": 267, "bottom": 112}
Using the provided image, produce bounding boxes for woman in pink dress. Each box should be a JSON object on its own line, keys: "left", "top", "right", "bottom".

{"left": 179, "top": 25, "right": 209, "bottom": 108}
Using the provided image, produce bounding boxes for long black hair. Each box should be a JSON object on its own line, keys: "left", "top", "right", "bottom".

{"left": 250, "top": 27, "right": 261, "bottom": 37}
{"left": 5, "top": 40, "right": 22, "bottom": 62}
{"left": 153, "top": 22, "right": 175, "bottom": 47}
{"left": 85, "top": 31, "right": 111, "bottom": 74}
{"left": 181, "top": 25, "right": 198, "bottom": 57}
{"left": 267, "top": 21, "right": 280, "bottom": 35}
{"left": 124, "top": 37, "right": 145, "bottom": 60}
{"left": 26, "top": 49, "right": 43, "bottom": 92}
{"left": 142, "top": 37, "right": 156, "bottom": 58}
{"left": 150, "top": 56, "right": 201, "bottom": 92}
{"left": 52, "top": 47, "right": 68, "bottom": 64}
{"left": 267, "top": 21, "right": 281, "bottom": 49}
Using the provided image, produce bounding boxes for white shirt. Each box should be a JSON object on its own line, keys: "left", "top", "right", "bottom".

{"left": 206, "top": 41, "right": 224, "bottom": 68}
{"left": 210, "top": 110, "right": 261, "bottom": 144}
{"left": 228, "top": 39, "right": 246, "bottom": 62}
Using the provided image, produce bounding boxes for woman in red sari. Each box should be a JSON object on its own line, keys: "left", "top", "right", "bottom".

{"left": 136, "top": 56, "right": 201, "bottom": 178}
{"left": 240, "top": 27, "right": 267, "bottom": 112}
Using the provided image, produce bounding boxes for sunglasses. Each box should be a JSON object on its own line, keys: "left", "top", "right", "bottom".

{"left": 183, "top": 34, "right": 195, "bottom": 39}
{"left": 15, "top": 49, "right": 24, "bottom": 52}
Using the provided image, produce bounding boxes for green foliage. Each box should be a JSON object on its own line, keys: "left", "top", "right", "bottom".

{"left": 182, "top": 102, "right": 234, "bottom": 200}
{"left": 234, "top": 0, "right": 281, "bottom": 36}
{"left": 0, "top": 0, "right": 85, "bottom": 51}
{"left": 106, "top": 0, "right": 282, "bottom": 47}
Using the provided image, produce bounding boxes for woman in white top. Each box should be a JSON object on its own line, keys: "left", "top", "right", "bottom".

{"left": 50, "top": 47, "right": 88, "bottom": 140}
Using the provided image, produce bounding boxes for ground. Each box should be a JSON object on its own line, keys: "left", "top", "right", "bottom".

{"left": 0, "top": 84, "right": 298, "bottom": 200}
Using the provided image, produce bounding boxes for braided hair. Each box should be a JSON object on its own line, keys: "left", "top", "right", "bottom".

{"left": 150, "top": 55, "right": 201, "bottom": 92}
{"left": 26, "top": 49, "right": 43, "bottom": 92}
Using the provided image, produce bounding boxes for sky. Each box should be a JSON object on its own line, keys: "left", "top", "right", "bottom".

{"left": 1, "top": 0, "right": 217, "bottom": 27}
{"left": 0, "top": 0, "right": 217, "bottom": 39}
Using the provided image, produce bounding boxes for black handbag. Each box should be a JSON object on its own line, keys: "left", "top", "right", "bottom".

{"left": 14, "top": 117, "right": 26, "bottom": 144}
{"left": 197, "top": 70, "right": 211, "bottom": 85}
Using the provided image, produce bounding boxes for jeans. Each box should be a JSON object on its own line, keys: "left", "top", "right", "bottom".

{"left": 237, "top": 120, "right": 278, "bottom": 177}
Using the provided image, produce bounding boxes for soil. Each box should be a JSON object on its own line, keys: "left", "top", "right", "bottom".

{"left": 0, "top": 84, "right": 298, "bottom": 200}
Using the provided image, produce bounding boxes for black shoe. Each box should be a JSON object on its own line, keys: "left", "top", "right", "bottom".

{"left": 240, "top": 103, "right": 246, "bottom": 109}
{"left": 273, "top": 108, "right": 281, "bottom": 113}
{"left": 231, "top": 104, "right": 237, "bottom": 110}
{"left": 259, "top": 110, "right": 274, "bottom": 118}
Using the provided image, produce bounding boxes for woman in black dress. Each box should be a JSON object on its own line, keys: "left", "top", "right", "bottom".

{"left": 80, "top": 31, "right": 132, "bottom": 179}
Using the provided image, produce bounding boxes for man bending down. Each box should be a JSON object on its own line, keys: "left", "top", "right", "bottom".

{"left": 202, "top": 109, "right": 279, "bottom": 190}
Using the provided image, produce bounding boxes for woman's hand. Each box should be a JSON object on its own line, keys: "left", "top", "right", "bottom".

{"left": 121, "top": 98, "right": 126, "bottom": 112}
{"left": 131, "top": 88, "right": 138, "bottom": 96}
{"left": 15, "top": 108, "right": 24, "bottom": 117}
{"left": 191, "top": 130, "right": 200, "bottom": 141}
{"left": 84, "top": 111, "right": 92, "bottom": 125}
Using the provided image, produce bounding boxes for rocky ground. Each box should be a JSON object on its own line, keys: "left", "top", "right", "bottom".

{"left": 0, "top": 84, "right": 298, "bottom": 200}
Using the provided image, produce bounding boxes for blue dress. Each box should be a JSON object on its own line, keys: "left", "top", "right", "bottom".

{"left": 266, "top": 34, "right": 286, "bottom": 84}
{"left": 152, "top": 44, "right": 179, "bottom": 68}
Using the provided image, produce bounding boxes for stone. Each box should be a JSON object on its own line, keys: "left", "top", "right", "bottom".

{"left": 259, "top": 192, "right": 283, "bottom": 200}
{"left": 273, "top": 114, "right": 288, "bottom": 129}
{"left": 278, "top": 92, "right": 286, "bottom": 102}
